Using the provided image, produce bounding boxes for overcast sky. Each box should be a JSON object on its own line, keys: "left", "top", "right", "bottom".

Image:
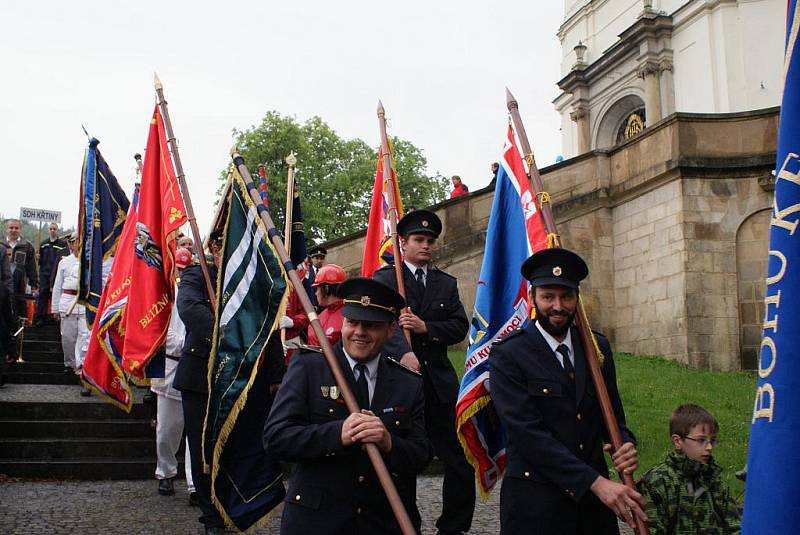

{"left": 0, "top": 1, "right": 565, "bottom": 237}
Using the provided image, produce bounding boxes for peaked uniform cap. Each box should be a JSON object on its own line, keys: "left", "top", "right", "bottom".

{"left": 338, "top": 277, "right": 405, "bottom": 322}
{"left": 309, "top": 245, "right": 327, "bottom": 258}
{"left": 520, "top": 247, "right": 588, "bottom": 289}
{"left": 397, "top": 209, "right": 442, "bottom": 238}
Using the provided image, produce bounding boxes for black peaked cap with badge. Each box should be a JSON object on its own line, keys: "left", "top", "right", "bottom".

{"left": 308, "top": 245, "right": 327, "bottom": 258}
{"left": 338, "top": 277, "right": 405, "bottom": 323}
{"left": 521, "top": 247, "right": 589, "bottom": 289}
{"left": 396, "top": 209, "right": 442, "bottom": 238}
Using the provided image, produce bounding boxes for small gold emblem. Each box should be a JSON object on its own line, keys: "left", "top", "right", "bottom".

{"left": 552, "top": 266, "right": 562, "bottom": 276}
{"left": 422, "top": 220, "right": 429, "bottom": 227}
{"left": 360, "top": 296, "right": 371, "bottom": 306}
{"left": 320, "top": 386, "right": 330, "bottom": 398}
{"left": 330, "top": 386, "right": 340, "bottom": 400}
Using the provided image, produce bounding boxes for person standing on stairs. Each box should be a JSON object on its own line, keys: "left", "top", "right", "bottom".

{"left": 50, "top": 233, "right": 91, "bottom": 397}
{"left": 151, "top": 247, "right": 195, "bottom": 501}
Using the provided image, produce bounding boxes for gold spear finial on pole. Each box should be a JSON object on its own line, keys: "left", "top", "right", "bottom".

{"left": 154, "top": 72, "right": 163, "bottom": 91}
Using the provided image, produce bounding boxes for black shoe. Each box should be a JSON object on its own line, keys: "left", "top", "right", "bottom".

{"left": 143, "top": 391, "right": 156, "bottom": 404}
{"left": 80, "top": 387, "right": 91, "bottom": 397}
{"left": 64, "top": 367, "right": 74, "bottom": 375}
{"left": 188, "top": 491, "right": 199, "bottom": 507}
{"left": 0, "top": 374, "right": 6, "bottom": 388}
{"left": 158, "top": 478, "right": 175, "bottom": 496}
{"left": 204, "top": 526, "right": 226, "bottom": 534}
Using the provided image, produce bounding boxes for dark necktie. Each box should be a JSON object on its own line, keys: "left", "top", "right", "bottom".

{"left": 557, "top": 344, "right": 575, "bottom": 380}
{"left": 354, "top": 363, "right": 369, "bottom": 409}
{"left": 415, "top": 267, "right": 425, "bottom": 294}
{"left": 557, "top": 344, "right": 576, "bottom": 399}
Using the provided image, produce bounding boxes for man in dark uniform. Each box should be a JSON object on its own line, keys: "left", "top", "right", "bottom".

{"left": 4, "top": 219, "right": 38, "bottom": 319}
{"left": 308, "top": 245, "right": 327, "bottom": 277}
{"left": 489, "top": 248, "right": 647, "bottom": 534}
{"left": 373, "top": 209, "right": 474, "bottom": 535}
{"left": 264, "top": 277, "right": 431, "bottom": 535}
{"left": 173, "top": 229, "right": 224, "bottom": 533}
{"left": 36, "top": 223, "right": 68, "bottom": 325}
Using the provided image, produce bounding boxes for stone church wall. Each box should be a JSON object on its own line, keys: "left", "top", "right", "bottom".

{"left": 322, "top": 108, "right": 778, "bottom": 370}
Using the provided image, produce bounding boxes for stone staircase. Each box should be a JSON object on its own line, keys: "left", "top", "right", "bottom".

{"left": 0, "top": 323, "right": 162, "bottom": 479}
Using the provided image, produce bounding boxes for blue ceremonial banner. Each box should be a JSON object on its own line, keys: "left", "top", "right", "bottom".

{"left": 77, "top": 138, "right": 130, "bottom": 327}
{"left": 743, "top": 2, "right": 800, "bottom": 532}
{"left": 455, "top": 126, "right": 548, "bottom": 497}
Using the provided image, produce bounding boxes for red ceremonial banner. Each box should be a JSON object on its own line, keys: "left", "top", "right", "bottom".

{"left": 122, "top": 105, "right": 187, "bottom": 379}
{"left": 81, "top": 189, "right": 139, "bottom": 411}
{"left": 361, "top": 145, "right": 404, "bottom": 277}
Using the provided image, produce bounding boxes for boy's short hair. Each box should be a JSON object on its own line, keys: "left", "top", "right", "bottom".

{"left": 669, "top": 404, "right": 719, "bottom": 437}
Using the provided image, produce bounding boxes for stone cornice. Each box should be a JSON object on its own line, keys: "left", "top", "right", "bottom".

{"left": 557, "top": 13, "right": 673, "bottom": 95}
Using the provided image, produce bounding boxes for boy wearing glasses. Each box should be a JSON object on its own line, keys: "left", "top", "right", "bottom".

{"left": 639, "top": 404, "right": 741, "bottom": 534}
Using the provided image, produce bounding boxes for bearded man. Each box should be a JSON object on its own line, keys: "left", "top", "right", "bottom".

{"left": 488, "top": 248, "right": 647, "bottom": 535}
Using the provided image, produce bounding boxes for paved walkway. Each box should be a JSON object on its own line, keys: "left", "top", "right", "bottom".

{"left": 0, "top": 476, "right": 501, "bottom": 534}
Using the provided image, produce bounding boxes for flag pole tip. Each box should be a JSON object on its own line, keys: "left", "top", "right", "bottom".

{"left": 154, "top": 72, "right": 162, "bottom": 90}
{"left": 505, "top": 87, "right": 516, "bottom": 105}
{"left": 377, "top": 100, "right": 385, "bottom": 115}
{"left": 230, "top": 145, "right": 240, "bottom": 159}
{"left": 285, "top": 151, "right": 297, "bottom": 166}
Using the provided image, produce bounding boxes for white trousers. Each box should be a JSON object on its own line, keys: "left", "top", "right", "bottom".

{"left": 154, "top": 393, "right": 195, "bottom": 492}
{"left": 60, "top": 314, "right": 88, "bottom": 369}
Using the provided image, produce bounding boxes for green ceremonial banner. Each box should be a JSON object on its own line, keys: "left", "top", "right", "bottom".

{"left": 203, "top": 167, "right": 288, "bottom": 530}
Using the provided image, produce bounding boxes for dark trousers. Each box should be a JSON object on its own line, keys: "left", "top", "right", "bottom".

{"left": 35, "top": 287, "right": 51, "bottom": 320}
{"left": 182, "top": 390, "right": 224, "bottom": 528}
{"left": 426, "top": 399, "right": 476, "bottom": 534}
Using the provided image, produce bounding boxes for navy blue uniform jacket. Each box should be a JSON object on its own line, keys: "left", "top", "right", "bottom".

{"left": 489, "top": 323, "right": 635, "bottom": 534}
{"left": 173, "top": 264, "right": 217, "bottom": 393}
{"left": 264, "top": 344, "right": 432, "bottom": 535}
{"left": 373, "top": 264, "right": 468, "bottom": 404}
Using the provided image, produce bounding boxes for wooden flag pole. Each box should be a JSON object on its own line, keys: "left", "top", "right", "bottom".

{"left": 506, "top": 88, "right": 648, "bottom": 535}
{"left": 154, "top": 73, "right": 216, "bottom": 310}
{"left": 376, "top": 101, "right": 413, "bottom": 346}
{"left": 284, "top": 152, "right": 296, "bottom": 258}
{"left": 231, "top": 148, "right": 417, "bottom": 535}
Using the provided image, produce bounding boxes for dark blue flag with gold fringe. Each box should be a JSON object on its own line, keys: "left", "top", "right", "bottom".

{"left": 77, "top": 138, "right": 130, "bottom": 327}
{"left": 203, "top": 166, "right": 287, "bottom": 531}
{"left": 743, "top": 2, "right": 800, "bottom": 532}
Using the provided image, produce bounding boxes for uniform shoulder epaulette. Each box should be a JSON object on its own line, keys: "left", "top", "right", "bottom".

{"left": 492, "top": 328, "right": 524, "bottom": 345}
{"left": 429, "top": 264, "right": 457, "bottom": 280}
{"left": 289, "top": 343, "right": 323, "bottom": 354}
{"left": 591, "top": 330, "right": 608, "bottom": 342}
{"left": 385, "top": 356, "right": 422, "bottom": 376}
{"left": 376, "top": 264, "right": 395, "bottom": 272}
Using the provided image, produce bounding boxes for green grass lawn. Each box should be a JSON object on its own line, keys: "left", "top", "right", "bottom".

{"left": 448, "top": 350, "right": 756, "bottom": 496}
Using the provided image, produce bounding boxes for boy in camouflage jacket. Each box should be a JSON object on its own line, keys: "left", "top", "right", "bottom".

{"left": 638, "top": 404, "right": 741, "bottom": 535}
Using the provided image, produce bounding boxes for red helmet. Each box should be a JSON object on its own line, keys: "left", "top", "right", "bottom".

{"left": 175, "top": 248, "right": 193, "bottom": 269}
{"left": 312, "top": 264, "right": 346, "bottom": 287}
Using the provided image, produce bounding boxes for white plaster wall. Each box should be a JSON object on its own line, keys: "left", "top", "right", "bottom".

{"left": 671, "top": 0, "right": 782, "bottom": 112}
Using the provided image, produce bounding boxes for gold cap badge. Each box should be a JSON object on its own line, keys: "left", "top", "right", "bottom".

{"left": 422, "top": 220, "right": 429, "bottom": 227}
{"left": 360, "top": 296, "right": 371, "bottom": 306}
{"left": 553, "top": 266, "right": 562, "bottom": 276}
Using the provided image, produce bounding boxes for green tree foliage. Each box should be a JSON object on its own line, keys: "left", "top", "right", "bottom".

{"left": 226, "top": 111, "right": 448, "bottom": 242}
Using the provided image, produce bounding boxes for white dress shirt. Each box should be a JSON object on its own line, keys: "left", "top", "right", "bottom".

{"left": 404, "top": 260, "right": 427, "bottom": 286}
{"left": 535, "top": 320, "right": 574, "bottom": 368}
{"left": 343, "top": 349, "right": 380, "bottom": 404}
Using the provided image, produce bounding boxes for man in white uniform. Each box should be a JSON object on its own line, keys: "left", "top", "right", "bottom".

{"left": 151, "top": 247, "right": 196, "bottom": 501}
{"left": 51, "top": 233, "right": 91, "bottom": 397}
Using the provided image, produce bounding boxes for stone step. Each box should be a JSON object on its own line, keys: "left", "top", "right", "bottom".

{"left": 0, "top": 418, "right": 155, "bottom": 439}
{"left": 0, "top": 437, "right": 156, "bottom": 460}
{"left": 0, "top": 400, "right": 154, "bottom": 420}
{"left": 6, "top": 371, "right": 79, "bottom": 385}
{"left": 11, "top": 361, "right": 68, "bottom": 374}
{"left": 18, "top": 350, "right": 65, "bottom": 363}
{"left": 0, "top": 458, "right": 175, "bottom": 480}
{"left": 22, "top": 329, "right": 61, "bottom": 342}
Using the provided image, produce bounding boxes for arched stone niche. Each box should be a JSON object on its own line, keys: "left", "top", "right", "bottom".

{"left": 594, "top": 94, "right": 646, "bottom": 150}
{"left": 735, "top": 209, "right": 771, "bottom": 370}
